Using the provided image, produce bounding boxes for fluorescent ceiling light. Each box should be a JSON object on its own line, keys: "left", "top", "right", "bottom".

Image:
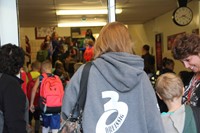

{"left": 58, "top": 21, "right": 107, "bottom": 27}
{"left": 56, "top": 9, "right": 122, "bottom": 15}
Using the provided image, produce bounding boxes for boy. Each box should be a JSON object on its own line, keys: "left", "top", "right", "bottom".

{"left": 83, "top": 39, "right": 94, "bottom": 62}
{"left": 27, "top": 61, "right": 41, "bottom": 133}
{"left": 155, "top": 73, "right": 197, "bottom": 133}
{"left": 30, "top": 60, "right": 63, "bottom": 133}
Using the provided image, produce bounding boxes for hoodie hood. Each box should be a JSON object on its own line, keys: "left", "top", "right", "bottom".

{"left": 93, "top": 52, "right": 144, "bottom": 92}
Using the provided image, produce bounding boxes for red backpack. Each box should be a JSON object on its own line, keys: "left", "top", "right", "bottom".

{"left": 27, "top": 72, "right": 40, "bottom": 107}
{"left": 39, "top": 73, "right": 64, "bottom": 113}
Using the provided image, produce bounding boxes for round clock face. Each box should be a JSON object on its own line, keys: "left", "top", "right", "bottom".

{"left": 172, "top": 7, "right": 193, "bottom": 26}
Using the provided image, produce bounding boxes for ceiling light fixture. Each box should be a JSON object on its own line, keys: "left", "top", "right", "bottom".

{"left": 56, "top": 9, "right": 122, "bottom": 15}
{"left": 58, "top": 21, "right": 107, "bottom": 27}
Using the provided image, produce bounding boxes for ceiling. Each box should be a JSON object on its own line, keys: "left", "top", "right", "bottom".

{"left": 18, "top": 0, "right": 187, "bottom": 27}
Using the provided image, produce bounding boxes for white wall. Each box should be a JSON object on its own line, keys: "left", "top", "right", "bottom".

{"left": 128, "top": 24, "right": 149, "bottom": 55}
{"left": 127, "top": 1, "right": 199, "bottom": 74}
{"left": 0, "top": 0, "right": 19, "bottom": 46}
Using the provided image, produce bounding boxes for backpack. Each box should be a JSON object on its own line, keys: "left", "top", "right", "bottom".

{"left": 36, "top": 50, "right": 48, "bottom": 62}
{"left": 39, "top": 73, "right": 64, "bottom": 113}
{"left": 27, "top": 72, "right": 40, "bottom": 107}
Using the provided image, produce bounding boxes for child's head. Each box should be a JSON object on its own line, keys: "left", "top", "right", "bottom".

{"left": 155, "top": 73, "right": 184, "bottom": 101}
{"left": 55, "top": 60, "right": 63, "bottom": 66}
{"left": 162, "top": 57, "right": 175, "bottom": 71}
{"left": 84, "top": 39, "right": 94, "bottom": 47}
{"left": 31, "top": 61, "right": 41, "bottom": 71}
{"left": 41, "top": 60, "right": 52, "bottom": 73}
{"left": 54, "top": 60, "right": 65, "bottom": 71}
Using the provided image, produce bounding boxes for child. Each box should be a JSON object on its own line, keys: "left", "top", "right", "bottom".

{"left": 155, "top": 73, "right": 197, "bottom": 133}
{"left": 27, "top": 61, "right": 41, "bottom": 133}
{"left": 30, "top": 60, "right": 63, "bottom": 133}
{"left": 53, "top": 60, "right": 70, "bottom": 88}
{"left": 83, "top": 39, "right": 94, "bottom": 62}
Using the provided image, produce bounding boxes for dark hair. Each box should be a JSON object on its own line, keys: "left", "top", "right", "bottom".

{"left": 143, "top": 44, "right": 150, "bottom": 51}
{"left": 0, "top": 43, "right": 25, "bottom": 75}
{"left": 162, "top": 57, "right": 174, "bottom": 68}
{"left": 44, "top": 35, "right": 51, "bottom": 42}
{"left": 41, "top": 42, "right": 49, "bottom": 50}
{"left": 51, "top": 31, "right": 58, "bottom": 40}
{"left": 85, "top": 29, "right": 95, "bottom": 42}
{"left": 86, "top": 29, "right": 93, "bottom": 36}
{"left": 172, "top": 33, "right": 200, "bottom": 60}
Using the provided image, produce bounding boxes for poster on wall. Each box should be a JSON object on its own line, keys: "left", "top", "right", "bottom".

{"left": 155, "top": 33, "right": 162, "bottom": 70}
{"left": 167, "top": 32, "right": 185, "bottom": 50}
{"left": 35, "top": 27, "right": 55, "bottom": 39}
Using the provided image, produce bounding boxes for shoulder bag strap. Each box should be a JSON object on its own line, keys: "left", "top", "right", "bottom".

{"left": 58, "top": 62, "right": 92, "bottom": 133}
{"left": 62, "top": 62, "right": 92, "bottom": 119}
{"left": 77, "top": 62, "right": 92, "bottom": 112}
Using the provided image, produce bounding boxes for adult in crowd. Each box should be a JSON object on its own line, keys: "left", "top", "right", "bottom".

{"left": 172, "top": 33, "right": 200, "bottom": 107}
{"left": 85, "top": 29, "right": 95, "bottom": 42}
{"left": 43, "top": 35, "right": 53, "bottom": 60}
{"left": 0, "top": 44, "right": 27, "bottom": 132}
{"left": 61, "top": 22, "right": 164, "bottom": 133}
{"left": 51, "top": 32, "right": 60, "bottom": 67}
{"left": 142, "top": 44, "right": 155, "bottom": 76}
{"left": 51, "top": 31, "right": 59, "bottom": 51}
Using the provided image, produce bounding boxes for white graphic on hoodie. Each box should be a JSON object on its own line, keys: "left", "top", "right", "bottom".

{"left": 96, "top": 91, "right": 128, "bottom": 133}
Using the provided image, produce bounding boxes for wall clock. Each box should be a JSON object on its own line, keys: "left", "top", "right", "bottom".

{"left": 172, "top": 6, "right": 193, "bottom": 26}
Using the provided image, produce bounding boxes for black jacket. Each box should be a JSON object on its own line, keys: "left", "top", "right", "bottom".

{"left": 142, "top": 53, "right": 155, "bottom": 74}
{"left": 0, "top": 73, "right": 26, "bottom": 133}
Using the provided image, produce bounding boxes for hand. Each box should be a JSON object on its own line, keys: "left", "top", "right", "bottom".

{"left": 29, "top": 105, "right": 35, "bottom": 113}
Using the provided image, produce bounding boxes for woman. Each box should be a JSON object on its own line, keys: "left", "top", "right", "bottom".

{"left": 172, "top": 33, "right": 200, "bottom": 107}
{"left": 61, "top": 22, "right": 164, "bottom": 133}
{"left": 0, "top": 44, "right": 27, "bottom": 132}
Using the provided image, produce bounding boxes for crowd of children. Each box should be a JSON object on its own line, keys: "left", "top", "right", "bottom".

{"left": 19, "top": 29, "right": 200, "bottom": 133}
{"left": 19, "top": 30, "right": 96, "bottom": 132}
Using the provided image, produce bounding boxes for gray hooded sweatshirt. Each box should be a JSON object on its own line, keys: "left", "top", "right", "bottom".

{"left": 62, "top": 52, "right": 165, "bottom": 133}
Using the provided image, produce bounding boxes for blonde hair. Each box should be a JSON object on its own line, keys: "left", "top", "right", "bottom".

{"left": 94, "top": 22, "right": 135, "bottom": 59}
{"left": 84, "top": 39, "right": 94, "bottom": 47}
{"left": 155, "top": 73, "right": 184, "bottom": 101}
{"left": 41, "top": 60, "right": 52, "bottom": 73}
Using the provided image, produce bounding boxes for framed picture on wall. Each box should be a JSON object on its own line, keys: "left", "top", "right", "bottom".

{"left": 35, "top": 27, "right": 55, "bottom": 39}
{"left": 167, "top": 32, "right": 185, "bottom": 50}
